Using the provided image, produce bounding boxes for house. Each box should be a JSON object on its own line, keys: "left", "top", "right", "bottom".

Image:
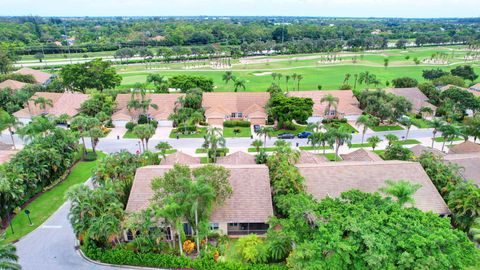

{"left": 13, "top": 92, "right": 89, "bottom": 124}
{"left": 296, "top": 161, "right": 450, "bottom": 215}
{"left": 448, "top": 141, "right": 480, "bottom": 154}
{"left": 0, "top": 80, "right": 28, "bottom": 90}
{"left": 159, "top": 151, "right": 201, "bottom": 165}
{"left": 385, "top": 87, "right": 436, "bottom": 114}
{"left": 340, "top": 148, "right": 383, "bottom": 162}
{"left": 125, "top": 164, "right": 274, "bottom": 236}
{"left": 409, "top": 145, "right": 445, "bottom": 158}
{"left": 217, "top": 151, "right": 256, "bottom": 165}
{"left": 287, "top": 90, "right": 363, "bottom": 122}
{"left": 202, "top": 92, "right": 270, "bottom": 126}
{"left": 297, "top": 151, "right": 329, "bottom": 164}
{"left": 14, "top": 67, "right": 55, "bottom": 86}
{"left": 112, "top": 93, "right": 184, "bottom": 127}
{"left": 444, "top": 153, "right": 480, "bottom": 186}
{"left": 469, "top": 83, "right": 480, "bottom": 92}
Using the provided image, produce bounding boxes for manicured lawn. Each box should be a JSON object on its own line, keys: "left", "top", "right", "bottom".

{"left": 223, "top": 127, "right": 251, "bottom": 138}
{"left": 324, "top": 122, "right": 358, "bottom": 134}
{"left": 200, "top": 157, "right": 209, "bottom": 164}
{"left": 247, "top": 147, "right": 277, "bottom": 152}
{"left": 350, "top": 143, "right": 373, "bottom": 148}
{"left": 195, "top": 148, "right": 229, "bottom": 154}
{"left": 394, "top": 139, "right": 421, "bottom": 145}
{"left": 299, "top": 145, "right": 331, "bottom": 151}
{"left": 408, "top": 116, "right": 431, "bottom": 129}
{"left": 370, "top": 125, "right": 404, "bottom": 132}
{"left": 169, "top": 127, "right": 207, "bottom": 138}
{"left": 322, "top": 153, "right": 342, "bottom": 161}
{"left": 123, "top": 130, "right": 138, "bottom": 139}
{"left": 1, "top": 152, "right": 106, "bottom": 244}
{"left": 434, "top": 137, "right": 463, "bottom": 142}
{"left": 373, "top": 150, "right": 386, "bottom": 159}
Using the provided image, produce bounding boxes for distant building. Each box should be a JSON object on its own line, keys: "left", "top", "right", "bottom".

{"left": 385, "top": 87, "right": 436, "bottom": 114}
{"left": 14, "top": 67, "right": 55, "bottom": 86}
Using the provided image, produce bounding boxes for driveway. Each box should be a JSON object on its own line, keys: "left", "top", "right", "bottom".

{"left": 152, "top": 127, "right": 173, "bottom": 140}
{"left": 105, "top": 127, "right": 127, "bottom": 139}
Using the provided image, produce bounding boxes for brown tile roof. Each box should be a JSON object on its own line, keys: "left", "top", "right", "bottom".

{"left": 217, "top": 151, "right": 256, "bottom": 165}
{"left": 202, "top": 92, "right": 270, "bottom": 119}
{"left": 340, "top": 148, "right": 383, "bottom": 162}
{"left": 470, "top": 83, "right": 480, "bottom": 91}
{"left": 159, "top": 151, "right": 201, "bottom": 165}
{"left": 385, "top": 87, "right": 436, "bottom": 112}
{"left": 297, "top": 151, "right": 329, "bottom": 164}
{"left": 0, "top": 80, "right": 27, "bottom": 90}
{"left": 410, "top": 145, "right": 445, "bottom": 158}
{"left": 448, "top": 141, "right": 480, "bottom": 154}
{"left": 13, "top": 92, "right": 89, "bottom": 118}
{"left": 112, "top": 93, "right": 184, "bottom": 121}
{"left": 444, "top": 153, "right": 480, "bottom": 186}
{"left": 297, "top": 161, "right": 450, "bottom": 215}
{"left": 125, "top": 165, "right": 274, "bottom": 223}
{"left": 14, "top": 67, "right": 53, "bottom": 84}
{"left": 288, "top": 90, "right": 363, "bottom": 117}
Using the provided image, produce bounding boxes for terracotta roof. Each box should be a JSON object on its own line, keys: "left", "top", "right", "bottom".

{"left": 13, "top": 92, "right": 88, "bottom": 118}
{"left": 217, "top": 151, "right": 256, "bottom": 165}
{"left": 297, "top": 161, "right": 450, "bottom": 215}
{"left": 437, "top": 84, "right": 466, "bottom": 92}
{"left": 444, "top": 153, "right": 480, "bottom": 186}
{"left": 410, "top": 145, "right": 445, "bottom": 157}
{"left": 0, "top": 79, "right": 27, "bottom": 90}
{"left": 440, "top": 84, "right": 480, "bottom": 97}
{"left": 469, "top": 83, "right": 480, "bottom": 91}
{"left": 202, "top": 92, "right": 270, "bottom": 119}
{"left": 159, "top": 151, "right": 200, "bottom": 165}
{"left": 112, "top": 93, "right": 184, "bottom": 121}
{"left": 340, "top": 148, "right": 383, "bottom": 161}
{"left": 14, "top": 67, "right": 53, "bottom": 84}
{"left": 448, "top": 141, "right": 480, "bottom": 154}
{"left": 385, "top": 87, "right": 436, "bottom": 112}
{"left": 297, "top": 151, "right": 329, "bottom": 164}
{"left": 287, "top": 90, "right": 363, "bottom": 117}
{"left": 125, "top": 164, "right": 274, "bottom": 223}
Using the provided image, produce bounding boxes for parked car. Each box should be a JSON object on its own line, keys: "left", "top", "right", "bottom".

{"left": 297, "top": 131, "right": 313, "bottom": 138}
{"left": 253, "top": 125, "right": 261, "bottom": 132}
{"left": 277, "top": 133, "right": 295, "bottom": 139}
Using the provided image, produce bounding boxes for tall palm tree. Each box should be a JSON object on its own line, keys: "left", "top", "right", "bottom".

{"left": 430, "top": 118, "right": 445, "bottom": 148}
{"left": 355, "top": 115, "right": 372, "bottom": 145}
{"left": 307, "top": 121, "right": 322, "bottom": 133}
{"left": 271, "top": 73, "right": 278, "bottom": 82}
{"left": 291, "top": 73, "right": 298, "bottom": 90}
{"left": 133, "top": 124, "right": 156, "bottom": 151}
{"left": 343, "top": 73, "right": 351, "bottom": 85}
{"left": 276, "top": 73, "right": 283, "bottom": 84}
{"left": 251, "top": 139, "right": 263, "bottom": 152}
{"left": 296, "top": 75, "right": 303, "bottom": 91}
{"left": 0, "top": 111, "right": 21, "bottom": 149}
{"left": 140, "top": 98, "right": 159, "bottom": 121}
{"left": 0, "top": 243, "right": 20, "bottom": 270}
{"left": 331, "top": 127, "right": 352, "bottom": 161}
{"left": 353, "top": 74, "right": 358, "bottom": 90}
{"left": 233, "top": 78, "right": 246, "bottom": 92}
{"left": 400, "top": 117, "right": 413, "bottom": 140}
{"left": 222, "top": 71, "right": 235, "bottom": 84}
{"left": 439, "top": 124, "right": 460, "bottom": 151}
{"left": 380, "top": 179, "right": 421, "bottom": 207}
{"left": 256, "top": 126, "right": 274, "bottom": 147}
{"left": 320, "top": 94, "right": 339, "bottom": 117}
{"left": 318, "top": 130, "right": 335, "bottom": 155}
{"left": 367, "top": 135, "right": 382, "bottom": 151}
{"left": 385, "top": 134, "right": 399, "bottom": 146}
{"left": 33, "top": 97, "right": 53, "bottom": 114}
{"left": 203, "top": 127, "right": 226, "bottom": 163}
{"left": 285, "top": 75, "right": 291, "bottom": 92}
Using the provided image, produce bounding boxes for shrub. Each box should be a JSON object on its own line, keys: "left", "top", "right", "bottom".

{"left": 322, "top": 118, "right": 347, "bottom": 124}
{"left": 176, "top": 125, "right": 197, "bottom": 133}
{"left": 126, "top": 122, "right": 136, "bottom": 131}
{"left": 255, "top": 151, "right": 268, "bottom": 164}
{"left": 236, "top": 234, "right": 269, "bottom": 264}
{"left": 223, "top": 120, "right": 251, "bottom": 127}
{"left": 383, "top": 144, "right": 412, "bottom": 161}
{"left": 150, "top": 120, "right": 158, "bottom": 129}
{"left": 138, "top": 114, "right": 148, "bottom": 124}
{"left": 83, "top": 151, "right": 98, "bottom": 161}
{"left": 280, "top": 121, "right": 296, "bottom": 131}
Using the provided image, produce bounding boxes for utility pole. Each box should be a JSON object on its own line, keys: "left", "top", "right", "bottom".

{"left": 63, "top": 23, "right": 73, "bottom": 64}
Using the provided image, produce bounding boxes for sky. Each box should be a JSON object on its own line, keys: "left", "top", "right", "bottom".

{"left": 0, "top": 0, "right": 479, "bottom": 18}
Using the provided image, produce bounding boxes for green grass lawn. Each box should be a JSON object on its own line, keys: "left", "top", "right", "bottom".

{"left": 370, "top": 125, "right": 404, "bottom": 132}
{"left": 1, "top": 152, "right": 106, "bottom": 244}
{"left": 394, "top": 139, "right": 421, "bottom": 145}
{"left": 299, "top": 145, "right": 331, "bottom": 151}
{"left": 322, "top": 153, "right": 342, "bottom": 161}
{"left": 408, "top": 116, "right": 431, "bottom": 129}
{"left": 247, "top": 147, "right": 277, "bottom": 152}
{"left": 434, "top": 137, "right": 463, "bottom": 142}
{"left": 223, "top": 127, "right": 252, "bottom": 138}
{"left": 169, "top": 127, "right": 207, "bottom": 138}
{"left": 373, "top": 150, "right": 386, "bottom": 159}
{"left": 350, "top": 143, "right": 373, "bottom": 148}
{"left": 324, "top": 122, "right": 358, "bottom": 133}
{"left": 123, "top": 130, "right": 138, "bottom": 139}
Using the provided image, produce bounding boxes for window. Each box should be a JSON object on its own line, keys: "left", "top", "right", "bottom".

{"left": 237, "top": 112, "right": 243, "bottom": 118}
{"left": 231, "top": 112, "right": 236, "bottom": 118}
{"left": 210, "top": 223, "right": 219, "bottom": 230}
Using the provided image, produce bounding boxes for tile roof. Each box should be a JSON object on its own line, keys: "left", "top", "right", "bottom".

{"left": 469, "top": 83, "right": 480, "bottom": 91}
{"left": 385, "top": 87, "right": 436, "bottom": 112}
{"left": 448, "top": 141, "right": 480, "bottom": 154}
{"left": 297, "top": 151, "right": 329, "bottom": 164}
{"left": 444, "top": 153, "right": 480, "bottom": 186}
{"left": 112, "top": 93, "right": 184, "bottom": 121}
{"left": 340, "top": 148, "right": 383, "bottom": 161}
{"left": 287, "top": 90, "right": 363, "bottom": 117}
{"left": 159, "top": 151, "right": 201, "bottom": 165}
{"left": 0, "top": 79, "right": 28, "bottom": 90}
{"left": 297, "top": 161, "right": 450, "bottom": 215}
{"left": 217, "top": 151, "right": 256, "bottom": 165}
{"left": 409, "top": 145, "right": 445, "bottom": 158}
{"left": 125, "top": 164, "right": 274, "bottom": 223}
{"left": 202, "top": 92, "right": 270, "bottom": 119}
{"left": 14, "top": 67, "right": 53, "bottom": 84}
{"left": 13, "top": 92, "right": 88, "bottom": 118}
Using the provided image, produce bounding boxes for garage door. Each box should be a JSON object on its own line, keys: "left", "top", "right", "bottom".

{"left": 113, "top": 120, "right": 129, "bottom": 127}
{"left": 157, "top": 120, "right": 174, "bottom": 127}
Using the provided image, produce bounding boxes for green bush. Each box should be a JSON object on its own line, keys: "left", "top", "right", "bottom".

{"left": 83, "top": 151, "right": 98, "bottom": 161}
{"left": 236, "top": 234, "right": 269, "bottom": 264}
{"left": 322, "top": 118, "right": 347, "bottom": 124}
{"left": 176, "top": 125, "right": 197, "bottom": 133}
{"left": 150, "top": 120, "right": 158, "bottom": 129}
{"left": 223, "top": 120, "right": 251, "bottom": 127}
{"left": 125, "top": 122, "right": 136, "bottom": 131}
{"left": 138, "top": 114, "right": 148, "bottom": 124}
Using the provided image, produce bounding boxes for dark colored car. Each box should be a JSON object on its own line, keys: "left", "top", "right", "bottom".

{"left": 297, "top": 131, "right": 313, "bottom": 138}
{"left": 253, "top": 125, "right": 261, "bottom": 132}
{"left": 277, "top": 133, "right": 295, "bottom": 139}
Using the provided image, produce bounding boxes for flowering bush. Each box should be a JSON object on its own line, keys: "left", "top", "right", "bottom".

{"left": 183, "top": 240, "right": 195, "bottom": 254}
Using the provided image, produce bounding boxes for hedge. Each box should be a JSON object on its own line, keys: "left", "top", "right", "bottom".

{"left": 82, "top": 245, "right": 286, "bottom": 270}
{"left": 223, "top": 120, "right": 251, "bottom": 128}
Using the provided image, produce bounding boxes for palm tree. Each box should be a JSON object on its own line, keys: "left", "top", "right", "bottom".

{"left": 0, "top": 243, "right": 20, "bottom": 270}
{"left": 159, "top": 202, "right": 186, "bottom": 256}
{"left": 355, "top": 115, "right": 371, "bottom": 145}
{"left": 251, "top": 139, "right": 263, "bottom": 152}
{"left": 385, "top": 134, "right": 399, "bottom": 146}
{"left": 256, "top": 126, "right": 274, "bottom": 147}
{"left": 296, "top": 75, "right": 303, "bottom": 91}
{"left": 140, "top": 98, "right": 159, "bottom": 120}
{"left": 439, "top": 124, "right": 460, "bottom": 151}
{"left": 203, "top": 127, "right": 226, "bottom": 163}
{"left": 320, "top": 94, "right": 339, "bottom": 117}
{"left": 276, "top": 73, "right": 283, "bottom": 84}
{"left": 430, "top": 118, "right": 445, "bottom": 148}
{"left": 353, "top": 74, "right": 358, "bottom": 90}
{"left": 233, "top": 78, "right": 246, "bottom": 92}
{"left": 271, "top": 72, "right": 278, "bottom": 82}
{"left": 307, "top": 121, "right": 322, "bottom": 133}
{"left": 419, "top": 106, "right": 433, "bottom": 119}
{"left": 188, "top": 110, "right": 204, "bottom": 127}
{"left": 343, "top": 73, "right": 351, "bottom": 85}
{"left": 367, "top": 135, "right": 382, "bottom": 151}
{"left": 155, "top": 142, "right": 173, "bottom": 159}
{"left": 318, "top": 130, "right": 335, "bottom": 155}
{"left": 133, "top": 124, "right": 156, "bottom": 151}
{"left": 400, "top": 117, "right": 412, "bottom": 140}
{"left": 222, "top": 71, "right": 235, "bottom": 84}
{"left": 33, "top": 96, "right": 53, "bottom": 114}
{"left": 291, "top": 73, "right": 298, "bottom": 90}
{"left": 0, "top": 111, "right": 21, "bottom": 149}
{"left": 380, "top": 179, "right": 421, "bottom": 207}
{"left": 127, "top": 96, "right": 142, "bottom": 122}
{"left": 285, "top": 75, "right": 291, "bottom": 92}
{"left": 331, "top": 127, "right": 352, "bottom": 161}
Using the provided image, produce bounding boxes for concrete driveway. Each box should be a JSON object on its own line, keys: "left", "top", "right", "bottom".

{"left": 152, "top": 127, "right": 173, "bottom": 140}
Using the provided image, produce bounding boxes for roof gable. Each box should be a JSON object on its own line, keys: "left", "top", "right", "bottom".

{"left": 448, "top": 141, "right": 480, "bottom": 154}
{"left": 288, "top": 90, "right": 363, "bottom": 116}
